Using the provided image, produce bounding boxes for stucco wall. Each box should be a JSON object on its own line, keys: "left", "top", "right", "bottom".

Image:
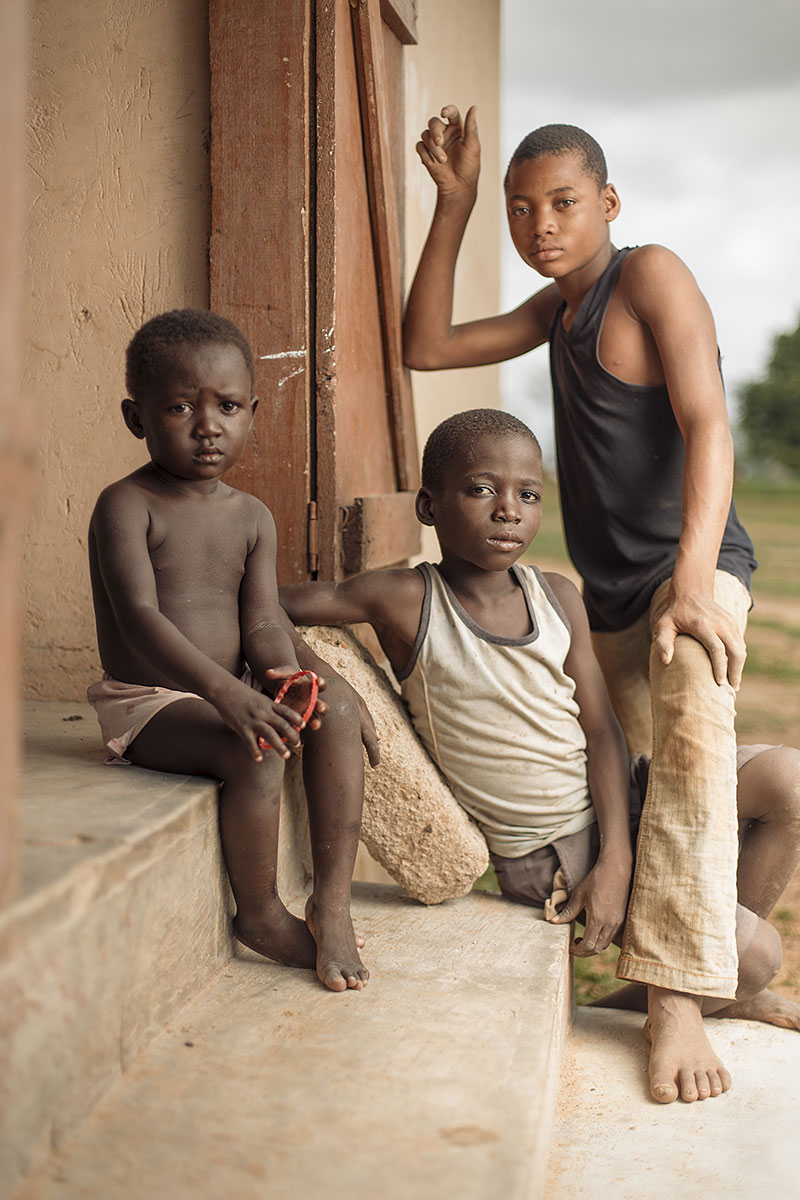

{"left": 21, "top": 0, "right": 499, "bottom": 700}
{"left": 23, "top": 0, "right": 210, "bottom": 698}
{"left": 404, "top": 0, "right": 502, "bottom": 563}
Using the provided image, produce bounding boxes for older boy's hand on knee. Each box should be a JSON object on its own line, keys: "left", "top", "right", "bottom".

{"left": 549, "top": 860, "right": 631, "bottom": 956}
{"left": 416, "top": 104, "right": 480, "bottom": 198}
{"left": 652, "top": 592, "right": 746, "bottom": 690}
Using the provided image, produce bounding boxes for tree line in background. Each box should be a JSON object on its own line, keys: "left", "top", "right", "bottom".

{"left": 740, "top": 317, "right": 800, "bottom": 477}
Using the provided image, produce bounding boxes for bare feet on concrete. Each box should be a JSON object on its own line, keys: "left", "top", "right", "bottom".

{"left": 232, "top": 904, "right": 317, "bottom": 970}
{"left": 645, "top": 986, "right": 732, "bottom": 1103}
{"left": 306, "top": 893, "right": 369, "bottom": 992}
{"left": 714, "top": 988, "right": 800, "bottom": 1030}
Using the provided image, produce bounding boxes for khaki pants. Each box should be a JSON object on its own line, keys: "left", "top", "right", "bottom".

{"left": 591, "top": 571, "right": 751, "bottom": 999}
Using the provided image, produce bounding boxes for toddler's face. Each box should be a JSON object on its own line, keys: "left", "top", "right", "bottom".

{"left": 124, "top": 342, "right": 257, "bottom": 483}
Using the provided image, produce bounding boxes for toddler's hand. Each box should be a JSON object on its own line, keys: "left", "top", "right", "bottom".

{"left": 265, "top": 667, "right": 325, "bottom": 732}
{"left": 214, "top": 678, "right": 305, "bottom": 762}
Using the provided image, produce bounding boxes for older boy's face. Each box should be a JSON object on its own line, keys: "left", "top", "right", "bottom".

{"left": 422, "top": 434, "right": 543, "bottom": 572}
{"left": 505, "top": 150, "right": 619, "bottom": 281}
{"left": 123, "top": 342, "right": 257, "bottom": 483}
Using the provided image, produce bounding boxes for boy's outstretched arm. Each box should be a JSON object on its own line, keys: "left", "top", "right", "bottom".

{"left": 625, "top": 246, "right": 746, "bottom": 689}
{"left": 544, "top": 574, "right": 633, "bottom": 955}
{"left": 403, "top": 103, "right": 559, "bottom": 371}
{"left": 280, "top": 569, "right": 424, "bottom": 680}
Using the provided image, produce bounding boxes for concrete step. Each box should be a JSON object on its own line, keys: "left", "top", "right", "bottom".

{"left": 545, "top": 1007, "right": 800, "bottom": 1198}
{"left": 13, "top": 883, "right": 572, "bottom": 1200}
{"left": 1, "top": 701, "right": 310, "bottom": 1194}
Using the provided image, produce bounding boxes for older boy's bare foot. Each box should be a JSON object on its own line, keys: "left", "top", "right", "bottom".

{"left": 645, "top": 986, "right": 731, "bottom": 1103}
{"left": 232, "top": 907, "right": 317, "bottom": 970}
{"left": 714, "top": 988, "right": 800, "bottom": 1030}
{"left": 305, "top": 894, "right": 369, "bottom": 993}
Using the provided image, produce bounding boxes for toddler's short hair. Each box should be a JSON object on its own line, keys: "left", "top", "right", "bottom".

{"left": 125, "top": 309, "right": 256, "bottom": 401}
{"left": 421, "top": 409, "right": 541, "bottom": 493}
{"left": 505, "top": 124, "right": 607, "bottom": 190}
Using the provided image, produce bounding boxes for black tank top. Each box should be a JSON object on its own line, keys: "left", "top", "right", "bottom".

{"left": 549, "top": 246, "right": 756, "bottom": 632}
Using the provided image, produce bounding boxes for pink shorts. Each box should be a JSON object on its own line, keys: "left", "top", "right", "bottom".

{"left": 87, "top": 669, "right": 263, "bottom": 759}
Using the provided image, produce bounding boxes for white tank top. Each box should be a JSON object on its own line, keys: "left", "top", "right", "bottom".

{"left": 398, "top": 563, "right": 594, "bottom": 857}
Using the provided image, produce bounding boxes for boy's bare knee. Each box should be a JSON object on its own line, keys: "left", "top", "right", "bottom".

{"left": 744, "top": 746, "right": 800, "bottom": 824}
{"left": 739, "top": 920, "right": 782, "bottom": 996}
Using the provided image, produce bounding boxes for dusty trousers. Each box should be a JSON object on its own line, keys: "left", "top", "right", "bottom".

{"left": 591, "top": 571, "right": 751, "bottom": 999}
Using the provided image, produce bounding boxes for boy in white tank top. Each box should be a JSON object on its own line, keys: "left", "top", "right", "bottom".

{"left": 281, "top": 409, "right": 800, "bottom": 1102}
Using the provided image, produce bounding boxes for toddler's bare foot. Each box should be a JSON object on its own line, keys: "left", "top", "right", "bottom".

{"left": 645, "top": 986, "right": 732, "bottom": 1104}
{"left": 232, "top": 904, "right": 317, "bottom": 970}
{"left": 305, "top": 893, "right": 369, "bottom": 992}
{"left": 714, "top": 988, "right": 800, "bottom": 1030}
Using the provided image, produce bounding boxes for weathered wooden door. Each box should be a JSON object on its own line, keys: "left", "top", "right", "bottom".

{"left": 209, "top": 0, "right": 419, "bottom": 584}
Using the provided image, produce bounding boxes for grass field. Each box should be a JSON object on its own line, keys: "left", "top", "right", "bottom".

{"left": 477, "top": 476, "right": 800, "bottom": 1004}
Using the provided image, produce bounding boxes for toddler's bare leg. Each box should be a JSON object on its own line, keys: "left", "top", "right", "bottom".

{"left": 301, "top": 676, "right": 369, "bottom": 992}
{"left": 127, "top": 698, "right": 317, "bottom": 970}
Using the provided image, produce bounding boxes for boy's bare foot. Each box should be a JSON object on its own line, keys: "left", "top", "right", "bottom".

{"left": 305, "top": 894, "right": 369, "bottom": 993}
{"left": 232, "top": 907, "right": 317, "bottom": 970}
{"left": 714, "top": 988, "right": 800, "bottom": 1030}
{"left": 645, "top": 986, "right": 732, "bottom": 1103}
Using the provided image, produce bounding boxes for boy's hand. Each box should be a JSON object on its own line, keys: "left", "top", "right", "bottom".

{"left": 353, "top": 689, "right": 381, "bottom": 768}
{"left": 214, "top": 678, "right": 305, "bottom": 763}
{"left": 416, "top": 104, "right": 480, "bottom": 198}
{"left": 652, "top": 591, "right": 746, "bottom": 690}
{"left": 548, "top": 857, "right": 631, "bottom": 957}
{"left": 265, "top": 667, "right": 326, "bottom": 731}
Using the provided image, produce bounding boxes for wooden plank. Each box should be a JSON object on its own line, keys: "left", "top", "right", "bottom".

{"left": 350, "top": 0, "right": 420, "bottom": 493}
{"left": 209, "top": 0, "right": 312, "bottom": 584}
{"left": 341, "top": 492, "right": 420, "bottom": 573}
{"left": 379, "top": 0, "right": 418, "bottom": 44}
{"left": 0, "top": 0, "right": 28, "bottom": 904}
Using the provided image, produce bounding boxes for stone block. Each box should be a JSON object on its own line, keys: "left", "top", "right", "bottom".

{"left": 298, "top": 626, "right": 489, "bottom": 904}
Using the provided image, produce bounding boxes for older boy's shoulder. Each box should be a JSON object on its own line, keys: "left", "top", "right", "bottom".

{"left": 620, "top": 244, "right": 697, "bottom": 293}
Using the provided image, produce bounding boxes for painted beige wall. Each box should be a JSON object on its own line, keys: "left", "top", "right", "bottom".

{"left": 21, "top": 0, "right": 499, "bottom": 700}
{"left": 23, "top": 0, "right": 210, "bottom": 699}
{"left": 404, "top": 0, "right": 502, "bottom": 563}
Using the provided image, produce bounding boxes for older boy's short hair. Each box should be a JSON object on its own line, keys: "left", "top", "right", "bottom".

{"left": 125, "top": 309, "right": 256, "bottom": 401}
{"left": 421, "top": 409, "right": 541, "bottom": 493}
{"left": 505, "top": 125, "right": 607, "bottom": 190}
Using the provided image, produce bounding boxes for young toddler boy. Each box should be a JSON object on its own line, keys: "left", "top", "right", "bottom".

{"left": 281, "top": 409, "right": 800, "bottom": 1100}
{"left": 403, "top": 108, "right": 759, "bottom": 1100}
{"left": 87, "top": 308, "right": 369, "bottom": 992}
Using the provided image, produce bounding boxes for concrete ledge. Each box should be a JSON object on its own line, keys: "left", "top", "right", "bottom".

{"left": 546, "top": 1007, "right": 800, "bottom": 1198}
{"left": 0, "top": 702, "right": 311, "bottom": 1194}
{"left": 14, "top": 884, "right": 573, "bottom": 1200}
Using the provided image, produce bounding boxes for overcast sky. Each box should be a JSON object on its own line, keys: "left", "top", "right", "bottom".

{"left": 499, "top": 0, "right": 800, "bottom": 463}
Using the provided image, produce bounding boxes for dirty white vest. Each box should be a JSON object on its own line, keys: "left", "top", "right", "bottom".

{"left": 398, "top": 563, "right": 594, "bottom": 857}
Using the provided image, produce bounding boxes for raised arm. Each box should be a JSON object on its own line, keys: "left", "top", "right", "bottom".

{"left": 403, "top": 104, "right": 559, "bottom": 370}
{"left": 545, "top": 574, "right": 633, "bottom": 955}
{"left": 625, "top": 246, "right": 746, "bottom": 689}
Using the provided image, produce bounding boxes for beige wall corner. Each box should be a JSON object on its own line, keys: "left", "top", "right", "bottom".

{"left": 403, "top": 0, "right": 502, "bottom": 562}
{"left": 23, "top": 0, "right": 210, "bottom": 700}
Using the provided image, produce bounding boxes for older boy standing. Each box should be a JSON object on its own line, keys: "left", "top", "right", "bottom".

{"left": 403, "top": 109, "right": 756, "bottom": 1102}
